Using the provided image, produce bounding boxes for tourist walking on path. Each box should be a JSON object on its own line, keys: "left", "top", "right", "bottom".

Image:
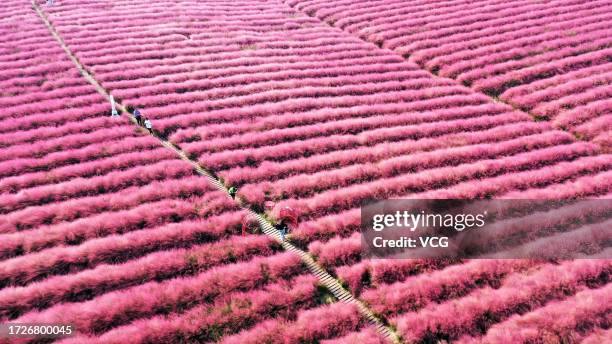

{"left": 228, "top": 186, "right": 238, "bottom": 199}
{"left": 144, "top": 117, "right": 152, "bottom": 133}
{"left": 276, "top": 220, "right": 288, "bottom": 241}
{"left": 133, "top": 109, "right": 143, "bottom": 126}
{"left": 110, "top": 95, "right": 119, "bottom": 117}
{"left": 275, "top": 206, "right": 297, "bottom": 242}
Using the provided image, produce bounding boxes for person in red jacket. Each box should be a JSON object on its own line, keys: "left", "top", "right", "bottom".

{"left": 276, "top": 206, "right": 297, "bottom": 242}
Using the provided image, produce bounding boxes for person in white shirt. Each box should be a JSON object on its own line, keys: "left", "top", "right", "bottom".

{"left": 110, "top": 95, "right": 119, "bottom": 117}
{"left": 144, "top": 118, "right": 152, "bottom": 133}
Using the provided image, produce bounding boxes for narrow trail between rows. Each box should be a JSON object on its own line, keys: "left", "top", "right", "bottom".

{"left": 31, "top": 1, "right": 403, "bottom": 343}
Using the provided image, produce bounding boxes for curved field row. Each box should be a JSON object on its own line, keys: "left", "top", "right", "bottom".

{"left": 51, "top": 274, "right": 383, "bottom": 344}
{"left": 321, "top": 257, "right": 611, "bottom": 344}
{"left": 286, "top": 0, "right": 612, "bottom": 149}
{"left": 0, "top": 234, "right": 279, "bottom": 320}
{"left": 0, "top": 208, "right": 245, "bottom": 288}
{"left": 457, "top": 282, "right": 612, "bottom": 343}
{"left": 220, "top": 301, "right": 365, "bottom": 344}
{"left": 322, "top": 327, "right": 388, "bottom": 344}
{"left": 580, "top": 328, "right": 612, "bottom": 344}
{"left": 55, "top": 274, "right": 322, "bottom": 344}
{"left": 0, "top": 176, "right": 226, "bottom": 233}
{"left": 0, "top": 146, "right": 177, "bottom": 193}
{"left": 4, "top": 252, "right": 305, "bottom": 339}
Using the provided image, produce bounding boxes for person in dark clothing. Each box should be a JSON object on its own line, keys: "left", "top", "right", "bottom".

{"left": 228, "top": 186, "right": 238, "bottom": 199}
{"left": 276, "top": 220, "right": 289, "bottom": 242}
{"left": 133, "top": 109, "right": 143, "bottom": 126}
